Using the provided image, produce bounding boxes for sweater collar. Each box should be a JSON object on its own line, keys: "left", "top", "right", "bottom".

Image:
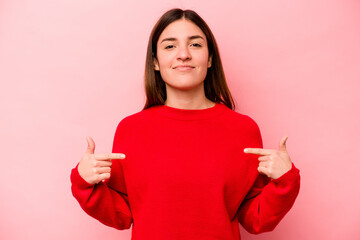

{"left": 152, "top": 103, "right": 227, "bottom": 120}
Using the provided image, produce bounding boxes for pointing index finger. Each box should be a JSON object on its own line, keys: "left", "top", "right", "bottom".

{"left": 244, "top": 148, "right": 274, "bottom": 156}
{"left": 94, "top": 153, "right": 126, "bottom": 160}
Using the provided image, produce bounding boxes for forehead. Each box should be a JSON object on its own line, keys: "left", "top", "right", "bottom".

{"left": 158, "top": 19, "right": 206, "bottom": 41}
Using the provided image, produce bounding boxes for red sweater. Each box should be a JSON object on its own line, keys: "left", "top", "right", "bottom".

{"left": 71, "top": 103, "right": 300, "bottom": 239}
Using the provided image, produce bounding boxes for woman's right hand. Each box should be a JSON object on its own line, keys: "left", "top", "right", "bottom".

{"left": 78, "top": 136, "right": 126, "bottom": 185}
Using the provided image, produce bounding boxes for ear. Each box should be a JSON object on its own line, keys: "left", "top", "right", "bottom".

{"left": 207, "top": 55, "right": 212, "bottom": 68}
{"left": 153, "top": 57, "right": 160, "bottom": 71}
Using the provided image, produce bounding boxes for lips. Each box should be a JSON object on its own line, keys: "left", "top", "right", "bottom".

{"left": 173, "top": 65, "right": 195, "bottom": 71}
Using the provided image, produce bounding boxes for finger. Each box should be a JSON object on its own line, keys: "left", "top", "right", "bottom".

{"left": 97, "top": 173, "right": 111, "bottom": 183}
{"left": 257, "top": 166, "right": 270, "bottom": 177}
{"left": 86, "top": 136, "right": 95, "bottom": 154}
{"left": 279, "top": 136, "right": 288, "bottom": 151}
{"left": 94, "top": 153, "right": 126, "bottom": 160}
{"left": 94, "top": 160, "right": 112, "bottom": 167}
{"left": 259, "top": 161, "right": 268, "bottom": 168}
{"left": 96, "top": 167, "right": 111, "bottom": 174}
{"left": 244, "top": 148, "right": 274, "bottom": 156}
{"left": 258, "top": 156, "right": 269, "bottom": 162}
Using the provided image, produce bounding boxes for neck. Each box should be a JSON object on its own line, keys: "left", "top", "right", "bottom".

{"left": 164, "top": 83, "right": 215, "bottom": 110}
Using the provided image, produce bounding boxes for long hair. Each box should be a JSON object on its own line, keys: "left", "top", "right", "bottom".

{"left": 143, "top": 8, "right": 235, "bottom": 110}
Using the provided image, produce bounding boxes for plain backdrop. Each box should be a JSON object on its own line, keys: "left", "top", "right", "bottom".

{"left": 1, "top": 0, "right": 359, "bottom": 239}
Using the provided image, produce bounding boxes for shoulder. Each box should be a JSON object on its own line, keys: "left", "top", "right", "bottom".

{"left": 220, "top": 105, "right": 260, "bottom": 132}
{"left": 114, "top": 106, "right": 160, "bottom": 131}
{"left": 224, "top": 107, "right": 263, "bottom": 147}
{"left": 215, "top": 105, "right": 263, "bottom": 147}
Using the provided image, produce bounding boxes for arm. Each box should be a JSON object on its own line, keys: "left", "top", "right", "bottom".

{"left": 237, "top": 163, "right": 300, "bottom": 234}
{"left": 70, "top": 121, "right": 133, "bottom": 230}
{"left": 71, "top": 165, "right": 133, "bottom": 230}
{"left": 237, "top": 118, "right": 300, "bottom": 234}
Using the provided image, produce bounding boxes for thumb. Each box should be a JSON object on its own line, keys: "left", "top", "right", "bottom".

{"left": 86, "top": 136, "right": 95, "bottom": 154}
{"left": 279, "top": 135, "right": 288, "bottom": 152}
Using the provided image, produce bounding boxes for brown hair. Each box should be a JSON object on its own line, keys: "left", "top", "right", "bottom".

{"left": 143, "top": 8, "right": 235, "bottom": 110}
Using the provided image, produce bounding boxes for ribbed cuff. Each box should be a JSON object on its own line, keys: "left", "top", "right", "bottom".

{"left": 70, "top": 163, "right": 95, "bottom": 190}
{"left": 271, "top": 163, "right": 300, "bottom": 187}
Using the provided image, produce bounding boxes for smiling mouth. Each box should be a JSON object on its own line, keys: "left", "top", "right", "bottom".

{"left": 173, "top": 65, "right": 195, "bottom": 71}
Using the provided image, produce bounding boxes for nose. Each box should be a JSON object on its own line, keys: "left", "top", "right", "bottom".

{"left": 176, "top": 45, "right": 192, "bottom": 61}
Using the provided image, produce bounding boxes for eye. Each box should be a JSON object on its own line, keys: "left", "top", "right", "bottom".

{"left": 165, "top": 45, "right": 175, "bottom": 49}
{"left": 191, "top": 43, "right": 202, "bottom": 47}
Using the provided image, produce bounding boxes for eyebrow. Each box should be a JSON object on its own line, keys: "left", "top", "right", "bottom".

{"left": 160, "top": 35, "right": 205, "bottom": 43}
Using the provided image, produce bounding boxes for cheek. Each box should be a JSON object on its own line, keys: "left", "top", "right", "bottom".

{"left": 195, "top": 51, "right": 210, "bottom": 66}
{"left": 157, "top": 53, "right": 173, "bottom": 68}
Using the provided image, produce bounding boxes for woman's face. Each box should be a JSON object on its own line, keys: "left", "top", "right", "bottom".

{"left": 154, "top": 18, "right": 212, "bottom": 92}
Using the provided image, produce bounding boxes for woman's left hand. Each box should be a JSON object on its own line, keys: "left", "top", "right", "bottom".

{"left": 244, "top": 136, "right": 292, "bottom": 179}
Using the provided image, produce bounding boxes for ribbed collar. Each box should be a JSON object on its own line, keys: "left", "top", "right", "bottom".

{"left": 151, "top": 103, "right": 227, "bottom": 121}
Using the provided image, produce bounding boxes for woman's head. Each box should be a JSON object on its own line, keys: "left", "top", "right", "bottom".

{"left": 143, "top": 8, "right": 235, "bottom": 110}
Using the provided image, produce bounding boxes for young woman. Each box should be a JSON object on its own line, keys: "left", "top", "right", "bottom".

{"left": 71, "top": 8, "right": 300, "bottom": 239}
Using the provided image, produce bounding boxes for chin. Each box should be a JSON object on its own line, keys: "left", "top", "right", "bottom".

{"left": 166, "top": 82, "right": 204, "bottom": 92}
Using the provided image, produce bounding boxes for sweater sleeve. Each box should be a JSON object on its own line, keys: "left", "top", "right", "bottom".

{"left": 236, "top": 117, "right": 301, "bottom": 234}
{"left": 237, "top": 164, "right": 300, "bottom": 234}
{"left": 70, "top": 166, "right": 132, "bottom": 230}
{"left": 70, "top": 120, "right": 133, "bottom": 230}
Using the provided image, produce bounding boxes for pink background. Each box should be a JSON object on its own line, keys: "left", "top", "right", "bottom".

{"left": 1, "top": 0, "right": 359, "bottom": 239}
